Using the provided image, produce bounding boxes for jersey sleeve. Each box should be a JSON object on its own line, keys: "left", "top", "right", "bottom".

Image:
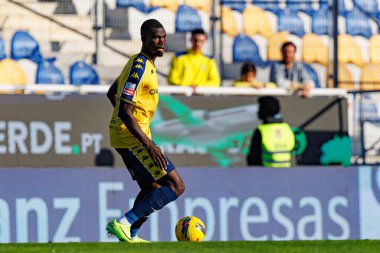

{"left": 120, "top": 56, "right": 147, "bottom": 104}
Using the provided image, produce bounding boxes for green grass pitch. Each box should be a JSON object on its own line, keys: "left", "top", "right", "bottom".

{"left": 1, "top": 241, "right": 380, "bottom": 253}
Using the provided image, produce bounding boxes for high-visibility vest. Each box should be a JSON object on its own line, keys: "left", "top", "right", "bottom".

{"left": 258, "top": 123, "right": 295, "bottom": 168}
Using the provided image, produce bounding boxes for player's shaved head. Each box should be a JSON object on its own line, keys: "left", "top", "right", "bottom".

{"left": 141, "top": 19, "right": 164, "bottom": 39}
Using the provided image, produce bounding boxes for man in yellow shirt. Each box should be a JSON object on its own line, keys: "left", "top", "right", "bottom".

{"left": 168, "top": 29, "right": 221, "bottom": 87}
{"left": 106, "top": 19, "right": 185, "bottom": 243}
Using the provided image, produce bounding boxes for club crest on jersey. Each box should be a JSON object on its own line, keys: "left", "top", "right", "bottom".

{"left": 122, "top": 82, "right": 136, "bottom": 96}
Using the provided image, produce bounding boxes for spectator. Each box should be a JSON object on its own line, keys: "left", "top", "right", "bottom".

{"left": 168, "top": 28, "right": 220, "bottom": 87}
{"left": 234, "top": 62, "right": 276, "bottom": 88}
{"left": 247, "top": 96, "right": 295, "bottom": 167}
{"left": 269, "top": 41, "right": 314, "bottom": 97}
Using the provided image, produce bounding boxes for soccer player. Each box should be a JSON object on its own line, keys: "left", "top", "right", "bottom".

{"left": 106, "top": 19, "right": 185, "bottom": 243}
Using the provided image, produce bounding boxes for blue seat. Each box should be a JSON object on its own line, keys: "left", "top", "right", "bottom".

{"left": 116, "top": 0, "right": 158, "bottom": 14}
{"left": 0, "top": 38, "right": 6, "bottom": 60}
{"left": 287, "top": 0, "right": 313, "bottom": 14}
{"left": 221, "top": 0, "right": 246, "bottom": 13}
{"left": 311, "top": 9, "right": 328, "bottom": 35}
{"left": 252, "top": 0, "right": 281, "bottom": 14}
{"left": 232, "top": 34, "right": 267, "bottom": 67}
{"left": 353, "top": 0, "right": 378, "bottom": 17}
{"left": 277, "top": 10, "right": 305, "bottom": 37}
{"left": 11, "top": 30, "right": 42, "bottom": 63}
{"left": 345, "top": 8, "right": 372, "bottom": 38}
{"left": 36, "top": 58, "right": 65, "bottom": 84}
{"left": 175, "top": 5, "right": 203, "bottom": 33}
{"left": 70, "top": 61, "right": 100, "bottom": 85}
{"left": 302, "top": 63, "right": 320, "bottom": 88}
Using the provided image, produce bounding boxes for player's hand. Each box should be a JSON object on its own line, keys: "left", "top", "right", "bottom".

{"left": 146, "top": 141, "right": 168, "bottom": 170}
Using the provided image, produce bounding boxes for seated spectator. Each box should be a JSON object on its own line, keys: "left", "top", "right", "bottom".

{"left": 270, "top": 41, "right": 314, "bottom": 97}
{"left": 168, "top": 28, "right": 221, "bottom": 87}
{"left": 234, "top": 62, "right": 276, "bottom": 88}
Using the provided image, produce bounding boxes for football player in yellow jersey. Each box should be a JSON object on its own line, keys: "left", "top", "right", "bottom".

{"left": 105, "top": 19, "right": 185, "bottom": 243}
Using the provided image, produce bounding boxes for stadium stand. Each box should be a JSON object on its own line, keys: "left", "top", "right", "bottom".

{"left": 0, "top": 38, "right": 6, "bottom": 60}
{"left": 0, "top": 59, "right": 27, "bottom": 86}
{"left": 302, "top": 62, "right": 321, "bottom": 88}
{"left": 232, "top": 34, "right": 267, "bottom": 67}
{"left": 116, "top": 0, "right": 158, "bottom": 14}
{"left": 221, "top": 0, "right": 247, "bottom": 13}
{"left": 361, "top": 64, "right": 380, "bottom": 90}
{"left": 243, "top": 5, "right": 274, "bottom": 38}
{"left": 345, "top": 7, "right": 373, "bottom": 38}
{"left": 221, "top": 6, "right": 239, "bottom": 38}
{"left": 353, "top": 0, "right": 378, "bottom": 17}
{"left": 277, "top": 10, "right": 305, "bottom": 37}
{"left": 287, "top": 0, "right": 314, "bottom": 14}
{"left": 70, "top": 61, "right": 100, "bottom": 85}
{"left": 369, "top": 34, "right": 380, "bottom": 64}
{"left": 338, "top": 34, "right": 365, "bottom": 66}
{"left": 150, "top": 0, "right": 179, "bottom": 12}
{"left": 302, "top": 33, "right": 328, "bottom": 66}
{"left": 175, "top": 5, "right": 203, "bottom": 33}
{"left": 184, "top": 0, "right": 211, "bottom": 13}
{"left": 36, "top": 58, "right": 65, "bottom": 85}
{"left": 18, "top": 59, "right": 37, "bottom": 85}
{"left": 252, "top": 0, "right": 282, "bottom": 14}
{"left": 311, "top": 8, "right": 329, "bottom": 35}
{"left": 338, "top": 64, "right": 355, "bottom": 89}
{"left": 267, "top": 32, "right": 289, "bottom": 61}
{"left": 11, "top": 30, "right": 42, "bottom": 63}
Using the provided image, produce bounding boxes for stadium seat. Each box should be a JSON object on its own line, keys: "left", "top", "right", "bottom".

{"left": 184, "top": 0, "right": 211, "bottom": 13}
{"left": 36, "top": 58, "right": 65, "bottom": 85}
{"left": 116, "top": 0, "right": 158, "bottom": 14}
{"left": 302, "top": 63, "right": 320, "bottom": 88}
{"left": 175, "top": 5, "right": 203, "bottom": 33}
{"left": 221, "top": 0, "right": 246, "bottom": 13}
{"left": 369, "top": 34, "right": 380, "bottom": 64}
{"left": 345, "top": 8, "right": 373, "bottom": 39}
{"left": 11, "top": 30, "right": 42, "bottom": 64}
{"left": 302, "top": 33, "right": 328, "bottom": 66}
{"left": 338, "top": 64, "right": 355, "bottom": 89}
{"left": 277, "top": 10, "right": 305, "bottom": 37}
{"left": 70, "top": 61, "right": 100, "bottom": 85}
{"left": 18, "top": 59, "right": 37, "bottom": 85}
{"left": 243, "top": 5, "right": 273, "bottom": 37}
{"left": 0, "top": 38, "right": 6, "bottom": 61}
{"left": 338, "top": 34, "right": 365, "bottom": 66}
{"left": 150, "top": 0, "right": 179, "bottom": 12}
{"left": 222, "top": 7, "right": 239, "bottom": 38}
{"left": 353, "top": 0, "right": 378, "bottom": 17}
{"left": 0, "top": 59, "right": 27, "bottom": 86}
{"left": 311, "top": 9, "right": 329, "bottom": 35}
{"left": 232, "top": 34, "right": 267, "bottom": 67}
{"left": 361, "top": 64, "right": 380, "bottom": 90}
{"left": 252, "top": 0, "right": 282, "bottom": 14}
{"left": 267, "top": 32, "right": 289, "bottom": 61}
{"left": 287, "top": 0, "right": 314, "bottom": 14}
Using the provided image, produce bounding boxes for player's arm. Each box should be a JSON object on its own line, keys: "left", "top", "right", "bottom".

{"left": 119, "top": 100, "right": 168, "bottom": 170}
{"left": 107, "top": 79, "right": 118, "bottom": 108}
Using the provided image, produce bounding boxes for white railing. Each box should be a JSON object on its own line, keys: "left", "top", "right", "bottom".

{"left": 0, "top": 84, "right": 348, "bottom": 97}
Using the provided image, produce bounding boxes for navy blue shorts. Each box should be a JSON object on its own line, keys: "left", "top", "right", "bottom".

{"left": 116, "top": 147, "right": 175, "bottom": 184}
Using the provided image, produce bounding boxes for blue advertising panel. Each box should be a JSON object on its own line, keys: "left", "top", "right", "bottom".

{"left": 1, "top": 166, "right": 378, "bottom": 242}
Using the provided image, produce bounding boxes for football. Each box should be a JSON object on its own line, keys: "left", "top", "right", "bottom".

{"left": 175, "top": 216, "right": 206, "bottom": 242}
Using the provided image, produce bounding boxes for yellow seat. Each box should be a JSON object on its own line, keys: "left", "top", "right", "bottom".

{"left": 0, "top": 59, "right": 27, "bottom": 93}
{"left": 302, "top": 33, "right": 328, "bottom": 66}
{"left": 221, "top": 7, "right": 239, "bottom": 38}
{"left": 184, "top": 0, "right": 211, "bottom": 12}
{"left": 369, "top": 35, "right": 380, "bottom": 64}
{"left": 361, "top": 64, "right": 380, "bottom": 90}
{"left": 338, "top": 64, "right": 354, "bottom": 89}
{"left": 338, "top": 34, "right": 365, "bottom": 66}
{"left": 243, "top": 5, "right": 273, "bottom": 37}
{"left": 267, "top": 32, "right": 289, "bottom": 61}
{"left": 150, "top": 0, "right": 179, "bottom": 12}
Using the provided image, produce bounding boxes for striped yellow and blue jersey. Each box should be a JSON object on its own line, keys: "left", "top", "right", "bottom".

{"left": 109, "top": 52, "right": 159, "bottom": 148}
